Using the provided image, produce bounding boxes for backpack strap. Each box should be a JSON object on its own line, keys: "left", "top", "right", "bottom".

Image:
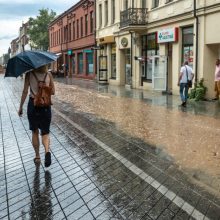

{"left": 43, "top": 72, "right": 48, "bottom": 82}
{"left": 32, "top": 71, "right": 39, "bottom": 82}
{"left": 185, "top": 65, "right": 189, "bottom": 80}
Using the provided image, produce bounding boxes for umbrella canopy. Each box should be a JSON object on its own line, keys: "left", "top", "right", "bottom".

{"left": 5, "top": 50, "right": 58, "bottom": 77}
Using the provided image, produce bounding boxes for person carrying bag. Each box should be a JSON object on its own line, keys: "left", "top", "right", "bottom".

{"left": 178, "top": 61, "right": 194, "bottom": 107}
{"left": 18, "top": 65, "right": 55, "bottom": 167}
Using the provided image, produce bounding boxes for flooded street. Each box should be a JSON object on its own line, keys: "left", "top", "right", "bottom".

{"left": 55, "top": 81, "right": 220, "bottom": 193}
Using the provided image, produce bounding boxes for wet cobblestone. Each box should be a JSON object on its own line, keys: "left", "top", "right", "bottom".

{"left": 1, "top": 76, "right": 220, "bottom": 219}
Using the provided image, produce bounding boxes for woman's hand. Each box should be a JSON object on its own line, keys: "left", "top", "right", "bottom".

{"left": 18, "top": 108, "right": 23, "bottom": 117}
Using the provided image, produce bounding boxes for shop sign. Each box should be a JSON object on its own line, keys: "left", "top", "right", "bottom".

{"left": 121, "top": 37, "right": 128, "bottom": 47}
{"left": 157, "top": 27, "right": 178, "bottom": 43}
{"left": 67, "top": 49, "right": 72, "bottom": 55}
{"left": 83, "top": 49, "right": 93, "bottom": 53}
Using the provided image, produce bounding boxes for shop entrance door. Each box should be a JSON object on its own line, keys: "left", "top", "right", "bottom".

{"left": 125, "top": 49, "right": 131, "bottom": 85}
{"left": 152, "top": 55, "right": 167, "bottom": 91}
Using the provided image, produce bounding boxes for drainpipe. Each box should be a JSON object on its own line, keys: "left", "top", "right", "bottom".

{"left": 129, "top": 31, "right": 133, "bottom": 86}
{"left": 194, "top": 0, "right": 198, "bottom": 83}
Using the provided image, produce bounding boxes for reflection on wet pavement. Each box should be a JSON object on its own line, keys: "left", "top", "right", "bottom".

{"left": 53, "top": 80, "right": 220, "bottom": 192}
{"left": 1, "top": 76, "right": 220, "bottom": 219}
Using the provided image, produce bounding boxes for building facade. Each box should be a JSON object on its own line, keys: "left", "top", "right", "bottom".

{"left": 96, "top": 0, "right": 220, "bottom": 98}
{"left": 49, "top": 0, "right": 96, "bottom": 80}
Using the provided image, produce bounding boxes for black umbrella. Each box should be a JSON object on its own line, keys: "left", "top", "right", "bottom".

{"left": 5, "top": 50, "right": 58, "bottom": 77}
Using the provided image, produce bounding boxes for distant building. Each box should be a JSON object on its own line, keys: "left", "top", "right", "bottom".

{"left": 17, "top": 21, "right": 31, "bottom": 53}
{"left": 49, "top": 0, "right": 96, "bottom": 80}
{"left": 10, "top": 37, "right": 19, "bottom": 57}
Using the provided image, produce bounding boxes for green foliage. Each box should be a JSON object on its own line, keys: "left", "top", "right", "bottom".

{"left": 28, "top": 8, "right": 56, "bottom": 51}
{"left": 189, "top": 78, "right": 207, "bottom": 101}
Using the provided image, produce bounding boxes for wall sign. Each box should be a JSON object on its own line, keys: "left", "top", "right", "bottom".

{"left": 157, "top": 27, "right": 178, "bottom": 43}
{"left": 121, "top": 37, "right": 128, "bottom": 47}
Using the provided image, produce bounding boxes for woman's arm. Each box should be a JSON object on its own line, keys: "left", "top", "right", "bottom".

{"left": 49, "top": 72, "right": 55, "bottom": 95}
{"left": 18, "top": 73, "right": 29, "bottom": 116}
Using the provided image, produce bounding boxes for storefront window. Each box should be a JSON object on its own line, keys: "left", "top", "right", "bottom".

{"left": 111, "top": 43, "right": 116, "bottom": 79}
{"left": 142, "top": 33, "right": 159, "bottom": 81}
{"left": 182, "top": 26, "right": 194, "bottom": 68}
{"left": 86, "top": 52, "right": 94, "bottom": 74}
{"left": 78, "top": 53, "right": 83, "bottom": 74}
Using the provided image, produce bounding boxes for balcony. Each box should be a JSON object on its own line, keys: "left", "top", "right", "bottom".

{"left": 120, "top": 8, "right": 148, "bottom": 30}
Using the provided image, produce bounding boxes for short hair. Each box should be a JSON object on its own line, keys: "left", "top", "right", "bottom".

{"left": 184, "top": 61, "right": 189, "bottom": 65}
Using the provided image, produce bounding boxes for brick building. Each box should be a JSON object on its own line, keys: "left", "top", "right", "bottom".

{"left": 49, "top": 0, "right": 96, "bottom": 80}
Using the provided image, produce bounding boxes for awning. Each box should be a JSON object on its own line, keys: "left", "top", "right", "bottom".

{"left": 98, "top": 36, "right": 115, "bottom": 44}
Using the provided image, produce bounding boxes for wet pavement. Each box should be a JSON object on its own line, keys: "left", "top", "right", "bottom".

{"left": 1, "top": 75, "right": 220, "bottom": 219}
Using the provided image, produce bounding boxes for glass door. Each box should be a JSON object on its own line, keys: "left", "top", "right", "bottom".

{"left": 152, "top": 55, "right": 167, "bottom": 91}
{"left": 125, "top": 49, "right": 131, "bottom": 85}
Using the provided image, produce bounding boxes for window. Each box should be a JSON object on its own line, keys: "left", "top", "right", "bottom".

{"left": 81, "top": 17, "right": 83, "bottom": 37}
{"left": 90, "top": 11, "right": 94, "bottom": 33}
{"left": 112, "top": 0, "right": 115, "bottom": 23}
{"left": 124, "top": 0, "right": 128, "bottom": 9}
{"left": 69, "top": 23, "right": 71, "bottom": 41}
{"left": 99, "top": 4, "right": 102, "bottom": 28}
{"left": 105, "top": 1, "right": 108, "bottom": 26}
{"left": 111, "top": 43, "right": 116, "bottom": 79}
{"left": 86, "top": 52, "right": 94, "bottom": 74}
{"left": 152, "top": 0, "right": 159, "bottom": 8}
{"left": 142, "top": 0, "right": 146, "bottom": 8}
{"left": 78, "top": 53, "right": 83, "bottom": 74}
{"left": 59, "top": 29, "right": 60, "bottom": 44}
{"left": 85, "top": 14, "right": 88, "bottom": 35}
{"left": 142, "top": 33, "right": 159, "bottom": 81}
{"left": 77, "top": 19, "right": 79, "bottom": 38}
{"left": 73, "top": 21, "right": 75, "bottom": 40}
{"left": 165, "top": 0, "right": 173, "bottom": 3}
{"left": 182, "top": 26, "right": 194, "bottom": 68}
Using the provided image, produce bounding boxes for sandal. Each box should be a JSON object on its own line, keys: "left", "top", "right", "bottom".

{"left": 33, "top": 157, "right": 41, "bottom": 164}
{"left": 45, "top": 152, "right": 51, "bottom": 167}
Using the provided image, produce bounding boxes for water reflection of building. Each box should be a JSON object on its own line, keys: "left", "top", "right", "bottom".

{"left": 96, "top": 0, "right": 220, "bottom": 98}
{"left": 49, "top": 0, "right": 96, "bottom": 80}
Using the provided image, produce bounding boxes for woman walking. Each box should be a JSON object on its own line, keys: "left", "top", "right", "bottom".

{"left": 213, "top": 59, "right": 220, "bottom": 100}
{"left": 18, "top": 65, "right": 55, "bottom": 167}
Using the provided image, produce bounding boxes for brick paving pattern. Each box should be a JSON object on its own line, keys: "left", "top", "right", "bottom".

{"left": 0, "top": 76, "right": 220, "bottom": 219}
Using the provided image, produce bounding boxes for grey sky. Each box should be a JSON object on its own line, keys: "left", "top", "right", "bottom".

{"left": 0, "top": 0, "right": 79, "bottom": 55}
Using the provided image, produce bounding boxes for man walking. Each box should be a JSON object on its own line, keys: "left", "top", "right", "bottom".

{"left": 178, "top": 61, "right": 194, "bottom": 107}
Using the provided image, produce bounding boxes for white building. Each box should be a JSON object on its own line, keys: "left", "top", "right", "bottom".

{"left": 96, "top": 0, "right": 220, "bottom": 98}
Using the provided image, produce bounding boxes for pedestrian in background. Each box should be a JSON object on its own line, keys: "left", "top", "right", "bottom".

{"left": 213, "top": 59, "right": 220, "bottom": 100}
{"left": 178, "top": 61, "right": 194, "bottom": 107}
{"left": 18, "top": 65, "right": 55, "bottom": 167}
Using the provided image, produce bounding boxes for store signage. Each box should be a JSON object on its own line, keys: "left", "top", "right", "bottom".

{"left": 121, "top": 37, "right": 128, "bottom": 47}
{"left": 157, "top": 27, "right": 178, "bottom": 43}
{"left": 83, "top": 49, "right": 93, "bottom": 53}
{"left": 67, "top": 49, "right": 72, "bottom": 55}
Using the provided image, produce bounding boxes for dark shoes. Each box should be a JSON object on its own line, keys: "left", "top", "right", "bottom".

{"left": 45, "top": 152, "right": 51, "bottom": 167}
{"left": 212, "top": 98, "right": 219, "bottom": 101}
{"left": 181, "top": 101, "right": 186, "bottom": 107}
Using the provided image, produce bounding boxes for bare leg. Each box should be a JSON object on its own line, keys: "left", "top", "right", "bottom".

{"left": 42, "top": 134, "right": 50, "bottom": 153}
{"left": 42, "top": 134, "right": 51, "bottom": 167}
{"left": 32, "top": 129, "right": 40, "bottom": 159}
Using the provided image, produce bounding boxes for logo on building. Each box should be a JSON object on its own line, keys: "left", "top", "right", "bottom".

{"left": 157, "top": 27, "right": 178, "bottom": 43}
{"left": 121, "top": 37, "right": 128, "bottom": 47}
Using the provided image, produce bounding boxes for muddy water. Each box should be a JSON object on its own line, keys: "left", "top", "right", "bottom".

{"left": 55, "top": 82, "right": 220, "bottom": 191}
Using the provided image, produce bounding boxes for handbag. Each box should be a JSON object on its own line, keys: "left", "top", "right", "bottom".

{"left": 185, "top": 66, "right": 192, "bottom": 88}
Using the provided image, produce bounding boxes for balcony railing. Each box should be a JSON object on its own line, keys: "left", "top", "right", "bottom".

{"left": 120, "top": 8, "right": 148, "bottom": 29}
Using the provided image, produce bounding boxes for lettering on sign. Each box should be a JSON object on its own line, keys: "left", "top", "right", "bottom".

{"left": 157, "top": 27, "right": 178, "bottom": 43}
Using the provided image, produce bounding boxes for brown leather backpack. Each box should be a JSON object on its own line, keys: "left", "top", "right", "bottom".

{"left": 31, "top": 72, "right": 52, "bottom": 107}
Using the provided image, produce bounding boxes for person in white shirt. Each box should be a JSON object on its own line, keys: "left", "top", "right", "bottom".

{"left": 213, "top": 59, "right": 220, "bottom": 100}
{"left": 177, "top": 61, "right": 194, "bottom": 107}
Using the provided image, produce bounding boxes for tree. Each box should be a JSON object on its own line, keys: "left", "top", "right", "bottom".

{"left": 28, "top": 8, "right": 56, "bottom": 51}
